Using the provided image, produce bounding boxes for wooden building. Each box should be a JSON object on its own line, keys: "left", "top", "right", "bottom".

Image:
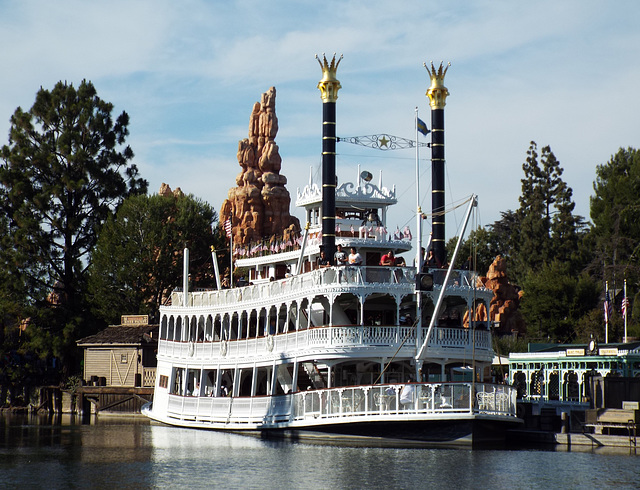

{"left": 77, "top": 315, "right": 158, "bottom": 388}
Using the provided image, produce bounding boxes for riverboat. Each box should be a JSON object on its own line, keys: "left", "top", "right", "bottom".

{"left": 143, "top": 56, "right": 520, "bottom": 447}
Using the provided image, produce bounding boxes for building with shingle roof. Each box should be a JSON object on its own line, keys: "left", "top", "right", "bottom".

{"left": 77, "top": 315, "right": 158, "bottom": 388}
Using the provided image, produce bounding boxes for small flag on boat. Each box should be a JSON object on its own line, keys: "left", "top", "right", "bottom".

{"left": 417, "top": 118, "right": 429, "bottom": 136}
{"left": 224, "top": 219, "right": 232, "bottom": 238}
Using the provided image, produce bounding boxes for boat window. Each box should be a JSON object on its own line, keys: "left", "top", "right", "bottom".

{"left": 175, "top": 317, "right": 182, "bottom": 342}
{"left": 189, "top": 317, "right": 197, "bottom": 342}
{"left": 197, "top": 316, "right": 205, "bottom": 341}
{"left": 205, "top": 316, "right": 213, "bottom": 341}
{"left": 204, "top": 369, "right": 218, "bottom": 396}
{"left": 186, "top": 369, "right": 201, "bottom": 396}
{"left": 160, "top": 316, "right": 167, "bottom": 340}
{"left": 170, "top": 367, "right": 184, "bottom": 395}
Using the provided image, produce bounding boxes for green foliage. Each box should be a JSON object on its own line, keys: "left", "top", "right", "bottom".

{"left": 87, "top": 192, "right": 222, "bottom": 325}
{"left": 446, "top": 213, "right": 518, "bottom": 276}
{"left": 513, "top": 142, "right": 587, "bottom": 282}
{"left": 520, "top": 261, "right": 600, "bottom": 342}
{"left": 493, "top": 335, "right": 529, "bottom": 356}
{"left": 590, "top": 148, "right": 640, "bottom": 281}
{"left": 0, "top": 80, "right": 147, "bottom": 377}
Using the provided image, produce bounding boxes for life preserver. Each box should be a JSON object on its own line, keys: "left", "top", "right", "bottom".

{"left": 220, "top": 340, "right": 228, "bottom": 357}
{"left": 188, "top": 341, "right": 195, "bottom": 357}
{"left": 266, "top": 334, "right": 274, "bottom": 352}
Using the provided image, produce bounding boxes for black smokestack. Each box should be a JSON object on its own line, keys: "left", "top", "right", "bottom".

{"left": 425, "top": 62, "right": 450, "bottom": 267}
{"left": 316, "top": 54, "right": 343, "bottom": 259}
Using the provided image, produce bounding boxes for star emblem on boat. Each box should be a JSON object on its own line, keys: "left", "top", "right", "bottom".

{"left": 378, "top": 135, "right": 390, "bottom": 148}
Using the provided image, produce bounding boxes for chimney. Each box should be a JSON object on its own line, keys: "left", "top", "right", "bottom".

{"left": 425, "top": 62, "right": 450, "bottom": 267}
{"left": 316, "top": 53, "right": 343, "bottom": 260}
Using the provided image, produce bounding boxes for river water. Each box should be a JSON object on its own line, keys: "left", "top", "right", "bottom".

{"left": 1, "top": 414, "right": 638, "bottom": 489}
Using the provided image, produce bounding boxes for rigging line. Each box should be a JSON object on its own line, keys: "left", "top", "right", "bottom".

{"left": 373, "top": 317, "right": 421, "bottom": 385}
{"left": 420, "top": 195, "right": 475, "bottom": 218}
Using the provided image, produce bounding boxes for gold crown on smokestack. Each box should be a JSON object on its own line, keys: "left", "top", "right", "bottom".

{"left": 424, "top": 61, "right": 451, "bottom": 109}
{"left": 317, "top": 53, "right": 343, "bottom": 102}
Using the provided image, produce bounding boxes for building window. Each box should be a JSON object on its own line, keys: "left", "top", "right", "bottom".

{"left": 121, "top": 354, "right": 128, "bottom": 364}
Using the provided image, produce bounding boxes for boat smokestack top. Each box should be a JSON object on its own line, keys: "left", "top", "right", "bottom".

{"left": 425, "top": 61, "right": 450, "bottom": 267}
{"left": 316, "top": 53, "right": 343, "bottom": 259}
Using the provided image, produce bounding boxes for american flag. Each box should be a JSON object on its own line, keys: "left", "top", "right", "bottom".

{"left": 224, "top": 219, "right": 232, "bottom": 238}
{"left": 622, "top": 297, "right": 630, "bottom": 319}
{"left": 604, "top": 291, "right": 613, "bottom": 323}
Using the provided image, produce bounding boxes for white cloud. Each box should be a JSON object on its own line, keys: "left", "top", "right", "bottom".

{"left": 1, "top": 0, "right": 639, "bottom": 237}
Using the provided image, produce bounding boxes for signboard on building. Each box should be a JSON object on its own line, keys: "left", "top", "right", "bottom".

{"left": 566, "top": 348, "right": 585, "bottom": 356}
{"left": 121, "top": 315, "right": 149, "bottom": 326}
{"left": 599, "top": 347, "right": 619, "bottom": 356}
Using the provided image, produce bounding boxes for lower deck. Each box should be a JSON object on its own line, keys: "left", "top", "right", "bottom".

{"left": 145, "top": 381, "right": 518, "bottom": 447}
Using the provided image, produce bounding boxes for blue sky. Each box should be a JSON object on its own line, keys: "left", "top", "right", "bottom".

{"left": 1, "top": 0, "right": 639, "bottom": 241}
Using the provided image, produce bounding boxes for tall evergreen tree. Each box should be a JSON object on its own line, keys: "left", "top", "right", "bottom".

{"left": 0, "top": 80, "right": 147, "bottom": 376}
{"left": 513, "top": 142, "right": 585, "bottom": 281}
{"left": 590, "top": 147, "right": 640, "bottom": 283}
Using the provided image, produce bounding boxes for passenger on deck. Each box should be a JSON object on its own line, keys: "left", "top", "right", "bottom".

{"left": 400, "top": 377, "right": 415, "bottom": 407}
{"left": 425, "top": 250, "right": 441, "bottom": 269}
{"left": 348, "top": 247, "right": 363, "bottom": 265}
{"left": 334, "top": 244, "right": 348, "bottom": 266}
{"left": 220, "top": 381, "right": 229, "bottom": 397}
{"left": 317, "top": 250, "right": 332, "bottom": 268}
{"left": 380, "top": 250, "right": 396, "bottom": 266}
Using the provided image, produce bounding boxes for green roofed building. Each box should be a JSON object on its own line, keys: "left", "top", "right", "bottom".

{"left": 507, "top": 341, "right": 640, "bottom": 407}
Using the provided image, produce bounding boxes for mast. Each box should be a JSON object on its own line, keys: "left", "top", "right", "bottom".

{"left": 425, "top": 62, "right": 450, "bottom": 266}
{"left": 316, "top": 53, "right": 343, "bottom": 260}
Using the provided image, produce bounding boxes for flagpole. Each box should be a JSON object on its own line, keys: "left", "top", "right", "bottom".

{"left": 624, "top": 279, "right": 628, "bottom": 343}
{"left": 415, "top": 107, "right": 422, "bottom": 272}
{"left": 229, "top": 233, "right": 233, "bottom": 288}
{"left": 605, "top": 280, "right": 609, "bottom": 344}
{"left": 414, "top": 107, "right": 424, "bottom": 381}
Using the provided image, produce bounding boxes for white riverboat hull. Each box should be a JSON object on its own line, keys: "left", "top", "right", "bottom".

{"left": 143, "top": 380, "right": 521, "bottom": 448}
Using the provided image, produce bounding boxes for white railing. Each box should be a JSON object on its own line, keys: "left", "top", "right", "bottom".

{"left": 158, "top": 325, "right": 492, "bottom": 359}
{"left": 164, "top": 382, "right": 517, "bottom": 426}
{"left": 171, "top": 266, "right": 421, "bottom": 308}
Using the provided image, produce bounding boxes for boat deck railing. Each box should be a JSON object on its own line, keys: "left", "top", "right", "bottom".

{"left": 164, "top": 382, "right": 517, "bottom": 426}
{"left": 158, "top": 324, "right": 492, "bottom": 360}
{"left": 170, "top": 266, "right": 486, "bottom": 308}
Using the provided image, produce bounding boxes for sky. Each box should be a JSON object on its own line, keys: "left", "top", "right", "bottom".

{"left": 1, "top": 0, "right": 639, "bottom": 242}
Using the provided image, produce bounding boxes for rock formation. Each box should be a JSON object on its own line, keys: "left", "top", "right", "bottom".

{"left": 467, "top": 255, "right": 526, "bottom": 335}
{"left": 158, "top": 182, "right": 183, "bottom": 198}
{"left": 219, "top": 87, "right": 300, "bottom": 246}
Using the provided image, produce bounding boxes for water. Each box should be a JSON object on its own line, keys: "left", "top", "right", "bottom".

{"left": 1, "top": 414, "right": 638, "bottom": 489}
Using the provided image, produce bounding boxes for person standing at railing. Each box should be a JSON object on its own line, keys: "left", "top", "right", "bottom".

{"left": 400, "top": 377, "right": 415, "bottom": 409}
{"left": 380, "top": 250, "right": 396, "bottom": 266}
{"left": 334, "top": 244, "right": 348, "bottom": 266}
{"left": 348, "top": 247, "right": 362, "bottom": 265}
{"left": 317, "top": 250, "right": 332, "bottom": 268}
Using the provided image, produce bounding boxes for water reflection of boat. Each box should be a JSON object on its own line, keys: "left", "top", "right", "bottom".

{"left": 143, "top": 56, "right": 520, "bottom": 447}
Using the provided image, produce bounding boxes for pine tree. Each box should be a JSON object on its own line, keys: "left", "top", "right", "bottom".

{"left": 513, "top": 142, "right": 585, "bottom": 281}
{"left": 0, "top": 80, "right": 147, "bottom": 376}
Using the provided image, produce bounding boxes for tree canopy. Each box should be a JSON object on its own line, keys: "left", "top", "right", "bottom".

{"left": 0, "top": 80, "right": 147, "bottom": 375}
{"left": 590, "top": 147, "right": 640, "bottom": 283}
{"left": 88, "top": 191, "right": 223, "bottom": 325}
